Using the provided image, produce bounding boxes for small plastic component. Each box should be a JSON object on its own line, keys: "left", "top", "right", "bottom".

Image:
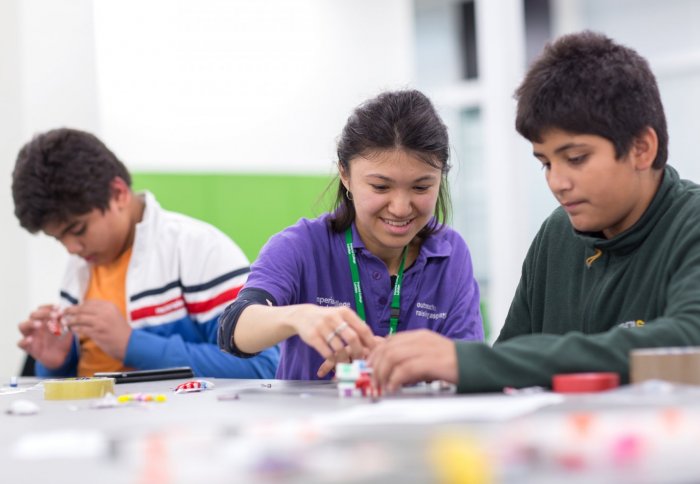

{"left": 335, "top": 360, "right": 379, "bottom": 398}
{"left": 173, "top": 380, "right": 215, "bottom": 393}
{"left": 552, "top": 372, "right": 620, "bottom": 393}
{"left": 46, "top": 306, "right": 68, "bottom": 336}
{"left": 7, "top": 399, "right": 40, "bottom": 416}
{"left": 47, "top": 318, "right": 68, "bottom": 336}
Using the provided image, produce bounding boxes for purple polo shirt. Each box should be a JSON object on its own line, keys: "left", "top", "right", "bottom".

{"left": 244, "top": 214, "right": 483, "bottom": 380}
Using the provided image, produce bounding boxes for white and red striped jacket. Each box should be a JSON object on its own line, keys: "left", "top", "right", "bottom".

{"left": 38, "top": 192, "right": 279, "bottom": 378}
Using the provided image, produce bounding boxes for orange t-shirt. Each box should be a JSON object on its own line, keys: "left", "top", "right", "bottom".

{"left": 77, "top": 246, "right": 134, "bottom": 377}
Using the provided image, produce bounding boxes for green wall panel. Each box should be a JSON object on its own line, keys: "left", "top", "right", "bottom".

{"left": 133, "top": 173, "right": 336, "bottom": 260}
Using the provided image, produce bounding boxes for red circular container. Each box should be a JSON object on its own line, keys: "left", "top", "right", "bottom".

{"left": 552, "top": 372, "right": 620, "bottom": 393}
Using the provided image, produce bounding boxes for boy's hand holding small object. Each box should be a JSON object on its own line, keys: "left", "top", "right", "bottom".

{"left": 17, "top": 304, "right": 73, "bottom": 369}
{"left": 45, "top": 306, "right": 68, "bottom": 336}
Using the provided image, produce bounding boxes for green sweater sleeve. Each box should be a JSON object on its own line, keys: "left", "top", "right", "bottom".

{"left": 456, "top": 197, "right": 700, "bottom": 393}
{"left": 456, "top": 322, "right": 681, "bottom": 393}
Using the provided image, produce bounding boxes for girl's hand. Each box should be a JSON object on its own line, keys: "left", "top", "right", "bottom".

{"left": 289, "top": 304, "right": 376, "bottom": 362}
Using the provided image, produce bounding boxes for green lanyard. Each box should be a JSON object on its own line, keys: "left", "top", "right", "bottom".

{"left": 345, "top": 228, "right": 407, "bottom": 335}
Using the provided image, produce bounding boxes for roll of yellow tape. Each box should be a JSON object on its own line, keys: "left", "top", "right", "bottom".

{"left": 43, "top": 377, "right": 115, "bottom": 400}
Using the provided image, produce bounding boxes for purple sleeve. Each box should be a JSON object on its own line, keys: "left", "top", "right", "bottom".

{"left": 243, "top": 221, "right": 309, "bottom": 306}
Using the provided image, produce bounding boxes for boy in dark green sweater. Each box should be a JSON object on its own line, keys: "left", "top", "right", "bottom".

{"left": 369, "top": 31, "right": 700, "bottom": 393}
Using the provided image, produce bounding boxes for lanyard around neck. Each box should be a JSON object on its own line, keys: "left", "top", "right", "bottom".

{"left": 345, "top": 228, "right": 408, "bottom": 335}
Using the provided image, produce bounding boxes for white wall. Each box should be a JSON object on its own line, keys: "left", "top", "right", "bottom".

{"left": 93, "top": 0, "right": 414, "bottom": 173}
{"left": 0, "top": 0, "right": 27, "bottom": 377}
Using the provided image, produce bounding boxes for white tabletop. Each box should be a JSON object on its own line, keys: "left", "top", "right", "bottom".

{"left": 3, "top": 377, "right": 700, "bottom": 483}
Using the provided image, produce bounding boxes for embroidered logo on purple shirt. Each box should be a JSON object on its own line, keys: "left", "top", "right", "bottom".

{"left": 316, "top": 296, "right": 351, "bottom": 308}
{"left": 415, "top": 301, "right": 447, "bottom": 321}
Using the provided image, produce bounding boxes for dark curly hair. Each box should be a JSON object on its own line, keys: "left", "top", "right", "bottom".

{"left": 330, "top": 89, "right": 451, "bottom": 235}
{"left": 12, "top": 128, "right": 132, "bottom": 233}
{"left": 515, "top": 31, "right": 668, "bottom": 169}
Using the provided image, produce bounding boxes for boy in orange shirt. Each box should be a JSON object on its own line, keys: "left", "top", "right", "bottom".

{"left": 13, "top": 128, "right": 278, "bottom": 378}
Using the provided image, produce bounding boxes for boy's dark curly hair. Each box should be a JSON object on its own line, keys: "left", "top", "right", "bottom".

{"left": 515, "top": 31, "right": 668, "bottom": 168}
{"left": 12, "top": 128, "right": 132, "bottom": 233}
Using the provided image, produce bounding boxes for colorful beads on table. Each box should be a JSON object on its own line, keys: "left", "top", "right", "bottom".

{"left": 117, "top": 393, "right": 167, "bottom": 403}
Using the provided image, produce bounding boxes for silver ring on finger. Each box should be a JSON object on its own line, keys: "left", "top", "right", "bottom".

{"left": 325, "top": 331, "right": 338, "bottom": 345}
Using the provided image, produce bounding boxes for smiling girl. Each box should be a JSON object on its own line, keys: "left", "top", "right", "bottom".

{"left": 218, "top": 90, "right": 483, "bottom": 380}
